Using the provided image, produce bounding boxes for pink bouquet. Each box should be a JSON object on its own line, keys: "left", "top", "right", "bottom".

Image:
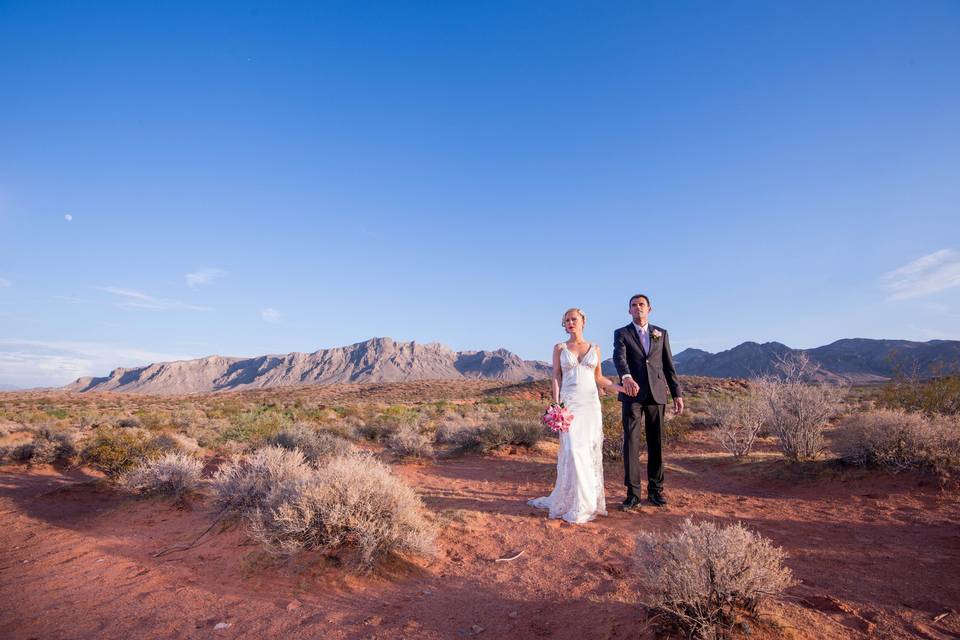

{"left": 542, "top": 402, "right": 574, "bottom": 433}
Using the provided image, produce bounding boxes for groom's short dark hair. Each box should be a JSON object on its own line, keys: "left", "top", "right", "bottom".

{"left": 629, "top": 294, "right": 651, "bottom": 306}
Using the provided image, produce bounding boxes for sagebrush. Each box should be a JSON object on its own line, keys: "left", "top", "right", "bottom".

{"left": 268, "top": 424, "right": 355, "bottom": 464}
{"left": 124, "top": 452, "right": 204, "bottom": 498}
{"left": 839, "top": 409, "right": 960, "bottom": 478}
{"left": 248, "top": 454, "right": 434, "bottom": 570}
{"left": 638, "top": 519, "right": 794, "bottom": 639}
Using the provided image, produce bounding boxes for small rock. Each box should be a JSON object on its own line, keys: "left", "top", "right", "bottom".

{"left": 508, "top": 611, "right": 518, "bottom": 619}
{"left": 214, "top": 622, "right": 231, "bottom": 630}
{"left": 471, "top": 624, "right": 485, "bottom": 634}
{"left": 422, "top": 589, "right": 432, "bottom": 596}
{"left": 286, "top": 600, "right": 301, "bottom": 611}
{"left": 738, "top": 621, "right": 751, "bottom": 636}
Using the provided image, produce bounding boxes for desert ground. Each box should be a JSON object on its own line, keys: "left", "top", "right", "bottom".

{"left": 1, "top": 379, "right": 958, "bottom": 639}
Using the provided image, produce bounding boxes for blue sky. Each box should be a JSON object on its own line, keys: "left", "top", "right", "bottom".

{"left": 1, "top": 1, "right": 959, "bottom": 388}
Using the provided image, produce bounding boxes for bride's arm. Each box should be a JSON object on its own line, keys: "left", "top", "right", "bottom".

{"left": 594, "top": 345, "right": 624, "bottom": 394}
{"left": 552, "top": 343, "right": 563, "bottom": 404}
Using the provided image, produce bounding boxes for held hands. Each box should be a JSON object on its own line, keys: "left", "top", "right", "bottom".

{"left": 623, "top": 377, "right": 641, "bottom": 397}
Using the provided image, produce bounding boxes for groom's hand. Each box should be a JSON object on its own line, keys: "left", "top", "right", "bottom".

{"left": 673, "top": 397, "right": 684, "bottom": 415}
{"left": 623, "top": 377, "right": 640, "bottom": 396}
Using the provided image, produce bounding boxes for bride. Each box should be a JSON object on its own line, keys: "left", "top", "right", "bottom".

{"left": 528, "top": 308, "right": 623, "bottom": 524}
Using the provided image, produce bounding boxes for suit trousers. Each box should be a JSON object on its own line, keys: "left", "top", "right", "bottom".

{"left": 622, "top": 401, "right": 664, "bottom": 497}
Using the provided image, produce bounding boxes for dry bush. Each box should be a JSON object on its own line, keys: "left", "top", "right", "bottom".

{"left": 81, "top": 427, "right": 163, "bottom": 477}
{"left": 210, "top": 446, "right": 313, "bottom": 517}
{"left": 151, "top": 432, "right": 200, "bottom": 454}
{"left": 761, "top": 354, "right": 844, "bottom": 462}
{"left": 602, "top": 399, "right": 624, "bottom": 461}
{"left": 11, "top": 427, "right": 79, "bottom": 465}
{"left": 455, "top": 418, "right": 542, "bottom": 453}
{"left": 268, "top": 424, "right": 355, "bottom": 464}
{"left": 705, "top": 387, "right": 770, "bottom": 458}
{"left": 839, "top": 409, "right": 960, "bottom": 478}
{"left": 124, "top": 452, "right": 204, "bottom": 498}
{"left": 878, "top": 363, "right": 960, "bottom": 416}
{"left": 247, "top": 454, "right": 434, "bottom": 570}
{"left": 356, "top": 421, "right": 397, "bottom": 442}
{"left": 387, "top": 424, "right": 433, "bottom": 459}
{"left": 638, "top": 519, "right": 795, "bottom": 639}
{"left": 116, "top": 417, "right": 142, "bottom": 429}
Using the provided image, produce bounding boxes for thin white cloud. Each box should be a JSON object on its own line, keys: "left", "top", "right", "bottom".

{"left": 261, "top": 307, "right": 281, "bottom": 323}
{"left": 186, "top": 268, "right": 227, "bottom": 288}
{"left": 0, "top": 277, "right": 11, "bottom": 288}
{"left": 882, "top": 249, "right": 960, "bottom": 301}
{"left": 64, "top": 214, "right": 73, "bottom": 222}
{"left": 97, "top": 286, "right": 212, "bottom": 311}
{"left": 0, "top": 339, "right": 197, "bottom": 388}
{"left": 52, "top": 295, "right": 87, "bottom": 304}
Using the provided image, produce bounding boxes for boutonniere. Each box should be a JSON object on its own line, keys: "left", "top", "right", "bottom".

{"left": 651, "top": 329, "right": 663, "bottom": 341}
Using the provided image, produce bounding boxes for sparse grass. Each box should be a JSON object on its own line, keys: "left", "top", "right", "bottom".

{"left": 637, "top": 519, "right": 795, "bottom": 640}
{"left": 124, "top": 452, "right": 204, "bottom": 498}
{"left": 838, "top": 408, "right": 960, "bottom": 479}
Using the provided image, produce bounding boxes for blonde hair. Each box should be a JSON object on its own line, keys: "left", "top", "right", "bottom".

{"left": 562, "top": 307, "right": 586, "bottom": 327}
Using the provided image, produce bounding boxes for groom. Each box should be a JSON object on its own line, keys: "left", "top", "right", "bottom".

{"left": 613, "top": 294, "right": 683, "bottom": 510}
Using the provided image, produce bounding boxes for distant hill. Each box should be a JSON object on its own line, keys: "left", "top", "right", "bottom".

{"left": 601, "top": 338, "right": 960, "bottom": 383}
{"left": 64, "top": 337, "right": 552, "bottom": 395}
{"left": 0, "top": 384, "right": 21, "bottom": 392}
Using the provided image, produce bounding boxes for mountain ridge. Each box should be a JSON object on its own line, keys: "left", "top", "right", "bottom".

{"left": 64, "top": 337, "right": 552, "bottom": 395}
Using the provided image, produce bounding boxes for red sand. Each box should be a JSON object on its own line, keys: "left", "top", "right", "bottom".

{"left": 2, "top": 431, "right": 959, "bottom": 639}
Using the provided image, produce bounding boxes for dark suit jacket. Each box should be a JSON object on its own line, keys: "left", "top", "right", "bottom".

{"left": 613, "top": 323, "right": 682, "bottom": 405}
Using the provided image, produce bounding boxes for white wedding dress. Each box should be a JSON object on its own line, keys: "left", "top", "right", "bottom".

{"left": 528, "top": 344, "right": 607, "bottom": 524}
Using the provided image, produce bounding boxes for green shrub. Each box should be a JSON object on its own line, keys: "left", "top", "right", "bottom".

{"left": 81, "top": 427, "right": 162, "bottom": 476}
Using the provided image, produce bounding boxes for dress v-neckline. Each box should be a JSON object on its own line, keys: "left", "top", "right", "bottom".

{"left": 564, "top": 343, "right": 593, "bottom": 365}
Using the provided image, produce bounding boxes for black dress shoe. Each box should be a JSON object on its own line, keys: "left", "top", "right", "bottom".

{"left": 620, "top": 496, "right": 642, "bottom": 511}
{"left": 648, "top": 491, "right": 667, "bottom": 507}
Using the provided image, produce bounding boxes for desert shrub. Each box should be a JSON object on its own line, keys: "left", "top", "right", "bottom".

{"left": 455, "top": 418, "right": 542, "bottom": 453}
{"left": 760, "top": 354, "right": 844, "bottom": 462}
{"left": 116, "top": 417, "right": 142, "bottom": 429}
{"left": 151, "top": 431, "right": 200, "bottom": 454}
{"left": 218, "top": 405, "right": 295, "bottom": 444}
{"left": 268, "top": 424, "right": 354, "bottom": 464}
{"left": 357, "top": 421, "right": 397, "bottom": 442}
{"left": 81, "top": 427, "right": 162, "bottom": 476}
{"left": 387, "top": 424, "right": 433, "bottom": 459}
{"left": 705, "top": 387, "right": 770, "bottom": 458}
{"left": 247, "top": 454, "right": 435, "bottom": 570}
{"left": 124, "top": 452, "right": 204, "bottom": 498}
{"left": 11, "top": 428, "right": 79, "bottom": 465}
{"left": 878, "top": 363, "right": 960, "bottom": 416}
{"left": 638, "top": 519, "right": 795, "bottom": 639}
{"left": 839, "top": 409, "right": 960, "bottom": 478}
{"left": 601, "top": 399, "right": 690, "bottom": 462}
{"left": 210, "top": 446, "right": 314, "bottom": 517}
{"left": 602, "top": 399, "right": 624, "bottom": 460}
